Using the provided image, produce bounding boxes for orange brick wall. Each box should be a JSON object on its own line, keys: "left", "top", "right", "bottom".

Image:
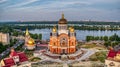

{"left": 49, "top": 34, "right": 76, "bottom": 54}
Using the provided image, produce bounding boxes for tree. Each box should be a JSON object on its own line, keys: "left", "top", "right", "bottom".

{"left": 34, "top": 34, "right": 38, "bottom": 39}
{"left": 30, "top": 33, "right": 42, "bottom": 40}
{"left": 12, "top": 30, "right": 19, "bottom": 36}
{"left": 111, "top": 41, "right": 119, "bottom": 47}
{"left": 109, "top": 33, "right": 119, "bottom": 41}
{"left": 104, "top": 41, "right": 111, "bottom": 47}
{"left": 86, "top": 36, "right": 91, "bottom": 41}
{"left": 94, "top": 36, "right": 99, "bottom": 40}
{"left": 38, "top": 34, "right": 42, "bottom": 40}
{"left": 104, "top": 36, "right": 108, "bottom": 41}
{"left": 0, "top": 42, "right": 7, "bottom": 53}
{"left": 100, "top": 36, "right": 104, "bottom": 40}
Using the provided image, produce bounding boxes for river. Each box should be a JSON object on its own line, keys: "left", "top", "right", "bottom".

{"left": 28, "top": 29, "right": 120, "bottom": 40}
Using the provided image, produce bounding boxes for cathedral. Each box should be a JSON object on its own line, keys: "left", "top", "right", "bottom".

{"left": 49, "top": 14, "right": 77, "bottom": 54}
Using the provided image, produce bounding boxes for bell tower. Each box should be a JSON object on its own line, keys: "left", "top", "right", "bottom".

{"left": 58, "top": 13, "right": 68, "bottom": 35}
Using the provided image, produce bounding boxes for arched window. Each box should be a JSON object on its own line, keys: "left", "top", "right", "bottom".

{"left": 60, "top": 37, "right": 68, "bottom": 47}
{"left": 72, "top": 42, "right": 74, "bottom": 46}
{"left": 54, "top": 42, "right": 56, "bottom": 46}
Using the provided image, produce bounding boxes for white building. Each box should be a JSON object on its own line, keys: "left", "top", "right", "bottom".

{"left": 0, "top": 32, "right": 10, "bottom": 45}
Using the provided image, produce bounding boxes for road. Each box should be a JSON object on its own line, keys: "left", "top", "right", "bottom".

{"left": 0, "top": 40, "right": 24, "bottom": 60}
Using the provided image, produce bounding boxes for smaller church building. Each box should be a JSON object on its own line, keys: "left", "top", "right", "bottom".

{"left": 0, "top": 48, "right": 30, "bottom": 67}
{"left": 49, "top": 14, "right": 77, "bottom": 54}
{"left": 25, "top": 29, "right": 36, "bottom": 50}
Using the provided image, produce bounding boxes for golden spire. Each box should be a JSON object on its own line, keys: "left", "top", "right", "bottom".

{"left": 25, "top": 28, "right": 29, "bottom": 36}
{"left": 62, "top": 13, "right": 64, "bottom": 19}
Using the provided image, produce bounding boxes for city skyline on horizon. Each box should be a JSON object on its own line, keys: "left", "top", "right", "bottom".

{"left": 0, "top": 0, "right": 120, "bottom": 22}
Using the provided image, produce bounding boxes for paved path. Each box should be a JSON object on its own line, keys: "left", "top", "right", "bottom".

{"left": 37, "top": 48, "right": 97, "bottom": 64}
{"left": 77, "top": 48, "right": 108, "bottom": 61}
{"left": 63, "top": 63, "right": 68, "bottom": 67}
{"left": 77, "top": 49, "right": 96, "bottom": 61}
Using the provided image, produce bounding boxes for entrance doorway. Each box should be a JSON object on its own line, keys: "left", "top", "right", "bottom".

{"left": 61, "top": 49, "right": 67, "bottom": 54}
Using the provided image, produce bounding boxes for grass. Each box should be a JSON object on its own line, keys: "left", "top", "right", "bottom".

{"left": 81, "top": 44, "right": 97, "bottom": 48}
{"left": 81, "top": 43, "right": 107, "bottom": 50}
{"left": 25, "top": 50, "right": 34, "bottom": 58}
{"left": 30, "top": 57, "right": 41, "bottom": 62}
{"left": 89, "top": 51, "right": 107, "bottom": 63}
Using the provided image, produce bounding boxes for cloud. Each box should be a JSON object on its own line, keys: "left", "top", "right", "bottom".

{"left": 4, "top": 0, "right": 119, "bottom": 11}
{"left": 9, "top": 1, "right": 91, "bottom": 11}
{"left": 0, "top": 0, "right": 119, "bottom": 21}
{"left": 7, "top": 0, "right": 39, "bottom": 8}
{"left": 0, "top": 0, "right": 7, "bottom": 3}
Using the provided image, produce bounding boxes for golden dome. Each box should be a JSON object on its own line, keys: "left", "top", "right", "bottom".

{"left": 52, "top": 26, "right": 57, "bottom": 32}
{"left": 58, "top": 13, "right": 67, "bottom": 24}
{"left": 28, "top": 38, "right": 35, "bottom": 45}
{"left": 69, "top": 26, "right": 74, "bottom": 32}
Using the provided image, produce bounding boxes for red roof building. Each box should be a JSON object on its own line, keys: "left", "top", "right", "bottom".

{"left": 1, "top": 49, "right": 28, "bottom": 67}
{"left": 105, "top": 48, "right": 120, "bottom": 67}
{"left": 107, "top": 49, "right": 117, "bottom": 58}
{"left": 107, "top": 48, "right": 120, "bottom": 61}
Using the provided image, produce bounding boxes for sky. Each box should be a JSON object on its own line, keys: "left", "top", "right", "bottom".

{"left": 0, "top": 0, "right": 120, "bottom": 22}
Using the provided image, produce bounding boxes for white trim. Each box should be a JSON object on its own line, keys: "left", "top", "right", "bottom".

{"left": 69, "top": 46, "right": 75, "bottom": 48}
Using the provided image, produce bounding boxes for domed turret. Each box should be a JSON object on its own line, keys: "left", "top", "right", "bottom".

{"left": 26, "top": 37, "right": 35, "bottom": 50}
{"left": 69, "top": 26, "right": 74, "bottom": 32}
{"left": 59, "top": 13, "right": 67, "bottom": 24}
{"left": 52, "top": 26, "right": 57, "bottom": 32}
